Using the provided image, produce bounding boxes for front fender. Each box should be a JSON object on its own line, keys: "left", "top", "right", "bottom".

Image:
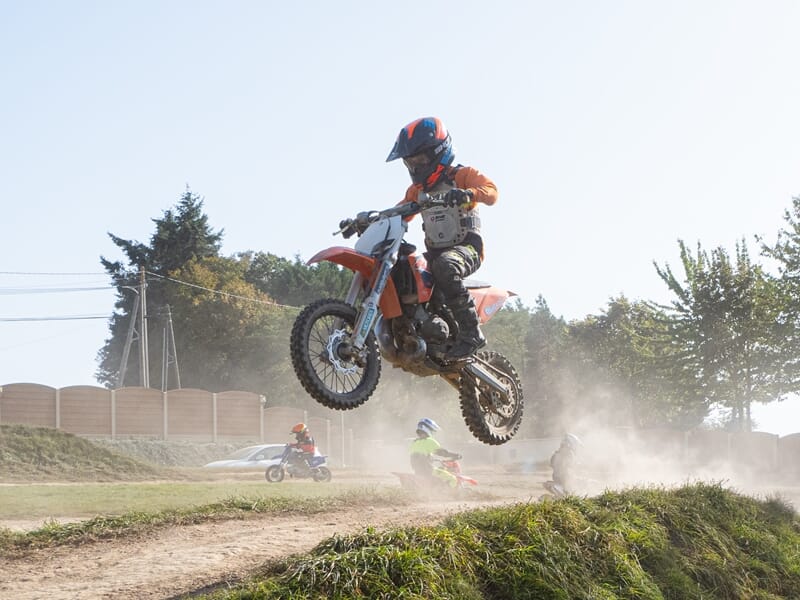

{"left": 307, "top": 247, "right": 402, "bottom": 318}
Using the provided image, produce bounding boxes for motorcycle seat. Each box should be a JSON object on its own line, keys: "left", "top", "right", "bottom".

{"left": 463, "top": 278, "right": 491, "bottom": 289}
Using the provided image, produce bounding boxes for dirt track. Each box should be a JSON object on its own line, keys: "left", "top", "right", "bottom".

{"left": 3, "top": 471, "right": 797, "bottom": 600}
{"left": 0, "top": 472, "right": 543, "bottom": 600}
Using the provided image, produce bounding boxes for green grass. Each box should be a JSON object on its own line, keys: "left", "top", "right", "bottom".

{"left": 0, "top": 487, "right": 412, "bottom": 555}
{"left": 199, "top": 483, "right": 800, "bottom": 600}
{"left": 0, "top": 480, "right": 374, "bottom": 519}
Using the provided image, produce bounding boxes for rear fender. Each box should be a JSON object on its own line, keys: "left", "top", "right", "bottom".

{"left": 469, "top": 287, "right": 515, "bottom": 324}
{"left": 307, "top": 247, "right": 402, "bottom": 318}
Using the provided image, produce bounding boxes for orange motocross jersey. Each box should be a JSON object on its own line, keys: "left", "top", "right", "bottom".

{"left": 398, "top": 165, "right": 498, "bottom": 211}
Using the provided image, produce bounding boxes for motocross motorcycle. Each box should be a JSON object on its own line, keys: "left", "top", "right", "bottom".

{"left": 289, "top": 194, "right": 523, "bottom": 445}
{"left": 393, "top": 457, "right": 478, "bottom": 492}
{"left": 264, "top": 445, "right": 332, "bottom": 483}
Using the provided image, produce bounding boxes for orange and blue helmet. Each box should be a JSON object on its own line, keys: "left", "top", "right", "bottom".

{"left": 386, "top": 117, "right": 455, "bottom": 190}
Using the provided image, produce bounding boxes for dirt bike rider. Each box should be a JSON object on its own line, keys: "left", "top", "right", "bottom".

{"left": 409, "top": 417, "right": 461, "bottom": 488}
{"left": 386, "top": 117, "right": 498, "bottom": 361}
{"left": 289, "top": 422, "right": 316, "bottom": 468}
{"left": 549, "top": 433, "right": 582, "bottom": 495}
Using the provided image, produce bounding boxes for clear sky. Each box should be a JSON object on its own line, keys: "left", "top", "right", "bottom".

{"left": 1, "top": 2, "right": 798, "bottom": 434}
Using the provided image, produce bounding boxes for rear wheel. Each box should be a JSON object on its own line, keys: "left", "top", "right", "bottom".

{"left": 312, "top": 466, "right": 332, "bottom": 482}
{"left": 265, "top": 465, "right": 285, "bottom": 483}
{"left": 459, "top": 351, "right": 523, "bottom": 445}
{"left": 290, "top": 299, "right": 381, "bottom": 410}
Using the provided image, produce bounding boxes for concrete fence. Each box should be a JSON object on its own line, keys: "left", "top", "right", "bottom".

{"left": 0, "top": 382, "right": 358, "bottom": 465}
{"left": 1, "top": 383, "right": 797, "bottom": 475}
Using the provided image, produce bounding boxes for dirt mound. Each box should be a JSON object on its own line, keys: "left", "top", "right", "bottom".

{"left": 0, "top": 424, "right": 165, "bottom": 481}
{"left": 91, "top": 438, "right": 244, "bottom": 467}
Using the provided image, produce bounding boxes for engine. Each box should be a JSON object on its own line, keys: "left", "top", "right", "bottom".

{"left": 420, "top": 315, "right": 449, "bottom": 344}
{"left": 375, "top": 309, "right": 451, "bottom": 376}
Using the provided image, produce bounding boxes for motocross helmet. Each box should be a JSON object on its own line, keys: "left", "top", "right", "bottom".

{"left": 416, "top": 417, "right": 441, "bottom": 437}
{"left": 563, "top": 433, "right": 582, "bottom": 450}
{"left": 386, "top": 117, "right": 455, "bottom": 190}
{"left": 291, "top": 422, "right": 307, "bottom": 435}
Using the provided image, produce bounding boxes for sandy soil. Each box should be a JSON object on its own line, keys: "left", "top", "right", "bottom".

{"left": 0, "top": 472, "right": 543, "bottom": 600}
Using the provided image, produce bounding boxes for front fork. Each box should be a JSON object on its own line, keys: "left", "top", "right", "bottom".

{"left": 348, "top": 260, "right": 393, "bottom": 349}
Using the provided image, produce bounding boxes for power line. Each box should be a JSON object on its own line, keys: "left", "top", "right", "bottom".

{"left": 145, "top": 270, "right": 300, "bottom": 310}
{"left": 0, "top": 271, "right": 108, "bottom": 276}
{"left": 0, "top": 315, "right": 108, "bottom": 322}
{"left": 0, "top": 286, "right": 114, "bottom": 295}
{"left": 1, "top": 268, "right": 299, "bottom": 309}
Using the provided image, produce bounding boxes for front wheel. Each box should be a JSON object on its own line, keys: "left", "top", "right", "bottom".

{"left": 459, "top": 350, "right": 523, "bottom": 445}
{"left": 312, "top": 466, "right": 332, "bottom": 482}
{"left": 265, "top": 465, "right": 285, "bottom": 483}
{"left": 290, "top": 298, "right": 381, "bottom": 410}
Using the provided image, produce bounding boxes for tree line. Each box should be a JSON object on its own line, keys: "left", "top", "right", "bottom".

{"left": 96, "top": 189, "right": 800, "bottom": 436}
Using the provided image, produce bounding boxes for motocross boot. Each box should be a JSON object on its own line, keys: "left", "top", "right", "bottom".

{"left": 445, "top": 297, "right": 486, "bottom": 361}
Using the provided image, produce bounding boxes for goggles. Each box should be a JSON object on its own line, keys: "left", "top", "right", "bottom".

{"left": 403, "top": 151, "right": 434, "bottom": 173}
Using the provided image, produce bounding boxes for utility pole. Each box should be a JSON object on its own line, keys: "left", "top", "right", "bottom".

{"left": 138, "top": 265, "right": 150, "bottom": 388}
{"left": 161, "top": 304, "right": 181, "bottom": 391}
{"left": 117, "top": 291, "right": 140, "bottom": 388}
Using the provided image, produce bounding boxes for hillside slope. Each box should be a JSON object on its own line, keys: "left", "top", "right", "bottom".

{"left": 213, "top": 483, "right": 800, "bottom": 600}
{"left": 0, "top": 424, "right": 166, "bottom": 481}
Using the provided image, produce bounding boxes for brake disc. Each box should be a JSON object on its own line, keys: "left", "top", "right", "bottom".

{"left": 326, "top": 329, "right": 360, "bottom": 375}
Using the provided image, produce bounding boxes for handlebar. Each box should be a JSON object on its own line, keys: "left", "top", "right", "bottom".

{"left": 334, "top": 192, "right": 449, "bottom": 237}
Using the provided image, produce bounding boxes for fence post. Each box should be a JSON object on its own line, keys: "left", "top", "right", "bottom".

{"left": 55, "top": 388, "right": 61, "bottom": 430}
{"left": 212, "top": 393, "right": 218, "bottom": 443}
{"left": 163, "top": 391, "right": 168, "bottom": 440}
{"left": 111, "top": 389, "right": 116, "bottom": 439}
{"left": 772, "top": 434, "right": 779, "bottom": 471}
{"left": 259, "top": 395, "right": 265, "bottom": 443}
{"left": 683, "top": 430, "right": 689, "bottom": 464}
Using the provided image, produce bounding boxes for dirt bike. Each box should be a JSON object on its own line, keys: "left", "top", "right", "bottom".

{"left": 393, "top": 457, "right": 478, "bottom": 492}
{"left": 289, "top": 194, "right": 524, "bottom": 445}
{"left": 264, "top": 445, "right": 332, "bottom": 483}
{"left": 540, "top": 476, "right": 603, "bottom": 500}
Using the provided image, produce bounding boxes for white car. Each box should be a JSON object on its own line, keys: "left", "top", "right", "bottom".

{"left": 203, "top": 444, "right": 286, "bottom": 468}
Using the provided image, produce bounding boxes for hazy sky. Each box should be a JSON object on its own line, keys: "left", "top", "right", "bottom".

{"left": 1, "top": 2, "right": 798, "bottom": 433}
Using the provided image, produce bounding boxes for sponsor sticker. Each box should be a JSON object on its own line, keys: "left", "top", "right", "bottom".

{"left": 484, "top": 298, "right": 505, "bottom": 316}
{"left": 360, "top": 305, "right": 376, "bottom": 337}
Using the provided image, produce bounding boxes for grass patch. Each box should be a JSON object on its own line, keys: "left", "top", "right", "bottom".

{"left": 0, "top": 424, "right": 170, "bottom": 481}
{"left": 0, "top": 480, "right": 386, "bottom": 520}
{"left": 0, "top": 487, "right": 411, "bottom": 555}
{"left": 200, "top": 482, "right": 800, "bottom": 600}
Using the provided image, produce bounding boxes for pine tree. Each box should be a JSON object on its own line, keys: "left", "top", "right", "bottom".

{"left": 96, "top": 188, "right": 223, "bottom": 387}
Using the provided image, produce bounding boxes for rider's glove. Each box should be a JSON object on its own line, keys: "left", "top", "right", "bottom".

{"left": 356, "top": 211, "right": 379, "bottom": 226}
{"left": 339, "top": 218, "right": 357, "bottom": 239}
{"left": 443, "top": 188, "right": 473, "bottom": 208}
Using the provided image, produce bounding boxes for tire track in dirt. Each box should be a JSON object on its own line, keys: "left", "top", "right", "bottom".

{"left": 0, "top": 498, "right": 519, "bottom": 600}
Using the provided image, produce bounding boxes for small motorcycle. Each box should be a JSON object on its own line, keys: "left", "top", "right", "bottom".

{"left": 540, "top": 476, "right": 602, "bottom": 500}
{"left": 393, "top": 457, "right": 478, "bottom": 492}
{"left": 290, "top": 194, "right": 524, "bottom": 446}
{"left": 264, "top": 445, "right": 332, "bottom": 483}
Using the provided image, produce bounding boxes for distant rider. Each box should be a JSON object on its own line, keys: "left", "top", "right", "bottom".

{"left": 290, "top": 422, "right": 316, "bottom": 467}
{"left": 549, "top": 433, "right": 582, "bottom": 495}
{"left": 409, "top": 417, "right": 461, "bottom": 488}
{"left": 386, "top": 117, "right": 498, "bottom": 360}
